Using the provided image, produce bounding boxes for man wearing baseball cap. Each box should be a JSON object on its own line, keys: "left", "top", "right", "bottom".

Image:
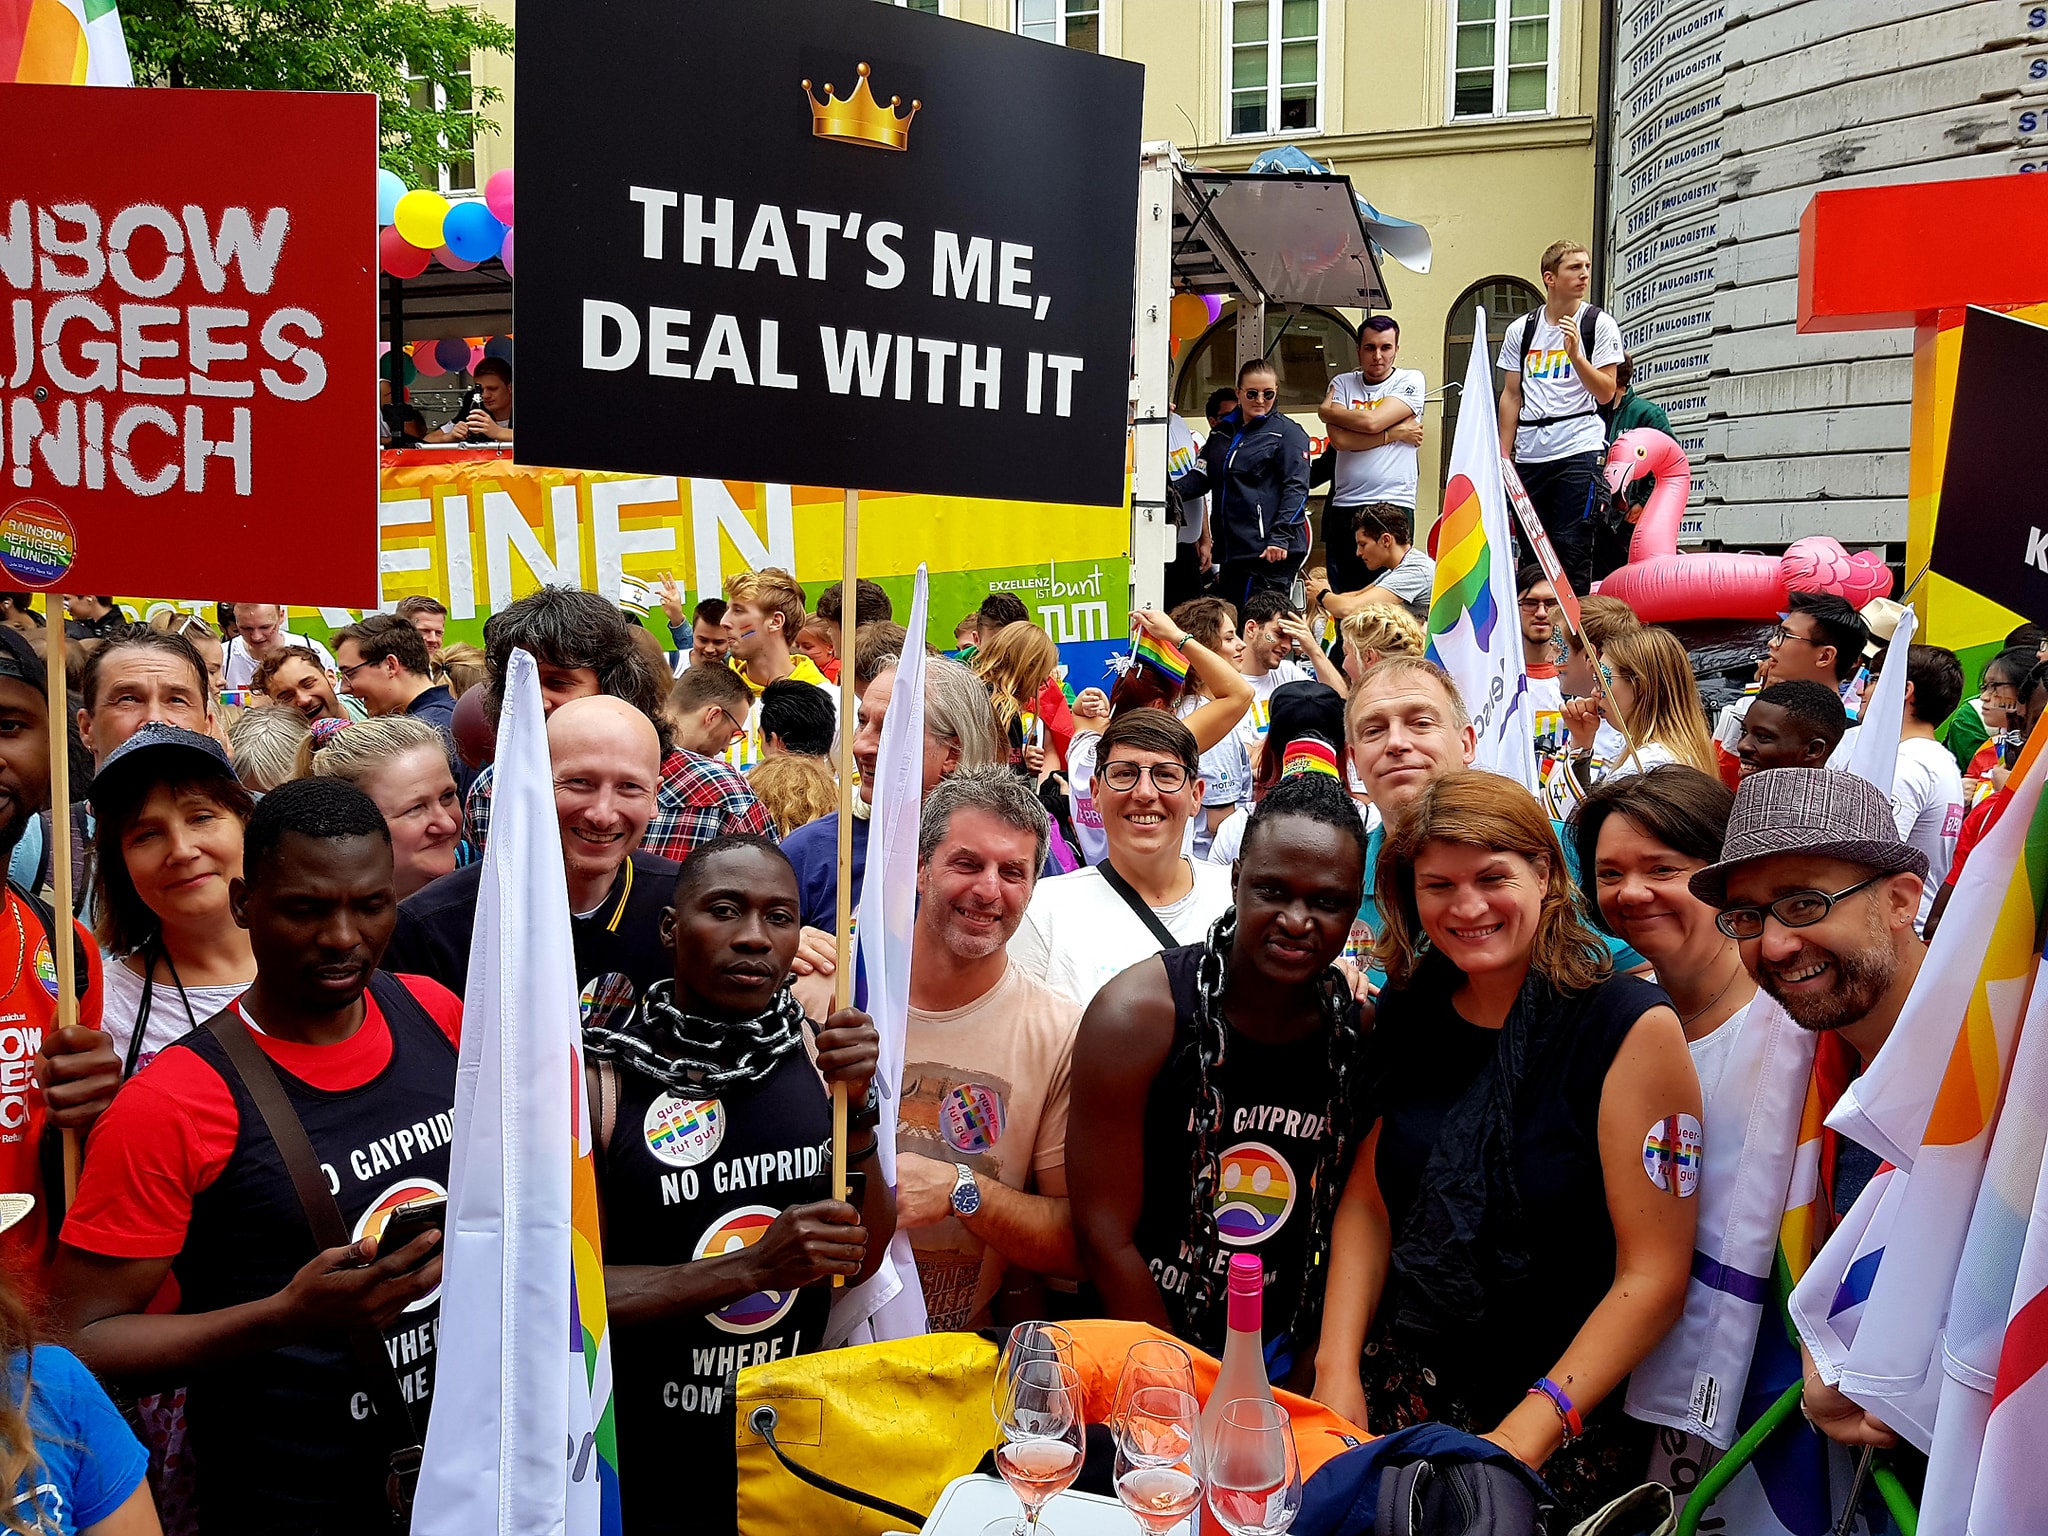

{"left": 0, "top": 626, "right": 118, "bottom": 1292}
{"left": 1689, "top": 765, "right": 1928, "bottom": 1451}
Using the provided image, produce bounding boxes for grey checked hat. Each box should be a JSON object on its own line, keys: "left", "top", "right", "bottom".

{"left": 1689, "top": 766, "right": 1928, "bottom": 908}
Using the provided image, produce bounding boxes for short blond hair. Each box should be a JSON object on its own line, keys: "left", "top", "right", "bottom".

{"left": 438, "top": 641, "right": 485, "bottom": 697}
{"left": 1540, "top": 239, "right": 1590, "bottom": 276}
{"left": 749, "top": 752, "right": 838, "bottom": 837}
{"left": 310, "top": 715, "right": 447, "bottom": 786}
{"left": 1339, "top": 605, "right": 1426, "bottom": 664}
{"left": 1345, "top": 653, "right": 1470, "bottom": 739}
{"left": 1567, "top": 595, "right": 1641, "bottom": 654}
{"left": 228, "top": 706, "right": 314, "bottom": 792}
{"left": 724, "top": 567, "right": 807, "bottom": 637}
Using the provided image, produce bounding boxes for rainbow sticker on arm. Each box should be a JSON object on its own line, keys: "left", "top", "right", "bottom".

{"left": 1133, "top": 632, "right": 1191, "bottom": 686}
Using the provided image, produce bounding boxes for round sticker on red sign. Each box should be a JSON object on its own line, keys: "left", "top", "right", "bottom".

{"left": 0, "top": 500, "right": 76, "bottom": 589}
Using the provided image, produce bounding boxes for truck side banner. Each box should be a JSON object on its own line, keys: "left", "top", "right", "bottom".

{"left": 124, "top": 449, "right": 1132, "bottom": 686}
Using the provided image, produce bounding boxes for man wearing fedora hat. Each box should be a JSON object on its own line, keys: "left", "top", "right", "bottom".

{"left": 1690, "top": 765, "right": 1929, "bottom": 1449}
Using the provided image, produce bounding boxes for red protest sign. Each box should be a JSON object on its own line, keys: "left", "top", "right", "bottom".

{"left": 0, "top": 84, "right": 377, "bottom": 606}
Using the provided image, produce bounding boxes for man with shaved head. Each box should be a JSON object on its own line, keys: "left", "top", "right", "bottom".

{"left": 383, "top": 695, "right": 680, "bottom": 1011}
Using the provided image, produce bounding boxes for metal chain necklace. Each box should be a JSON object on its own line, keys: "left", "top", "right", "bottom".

{"left": 583, "top": 978, "right": 808, "bottom": 1097}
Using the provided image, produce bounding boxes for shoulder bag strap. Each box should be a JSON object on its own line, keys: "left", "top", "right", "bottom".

{"left": 1095, "top": 860, "right": 1183, "bottom": 952}
{"left": 201, "top": 1006, "right": 424, "bottom": 1519}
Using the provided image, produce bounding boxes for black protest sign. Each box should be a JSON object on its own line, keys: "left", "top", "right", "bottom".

{"left": 1928, "top": 307, "right": 2048, "bottom": 625}
{"left": 516, "top": 0, "right": 1143, "bottom": 507}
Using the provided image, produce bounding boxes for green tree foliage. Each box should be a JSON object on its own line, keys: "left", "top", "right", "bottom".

{"left": 123, "top": 0, "right": 515, "bottom": 187}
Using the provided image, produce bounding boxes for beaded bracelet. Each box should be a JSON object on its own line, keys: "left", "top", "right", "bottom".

{"left": 1528, "top": 1377, "right": 1583, "bottom": 1442}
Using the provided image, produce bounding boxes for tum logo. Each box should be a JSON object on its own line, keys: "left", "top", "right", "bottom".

{"left": 1039, "top": 601, "right": 1109, "bottom": 642}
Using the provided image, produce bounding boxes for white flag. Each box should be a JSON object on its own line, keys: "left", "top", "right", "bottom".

{"left": 1844, "top": 603, "right": 1916, "bottom": 796}
{"left": 414, "top": 648, "right": 620, "bottom": 1534}
{"left": 1963, "top": 1101, "right": 2048, "bottom": 1533}
{"left": 1427, "top": 308, "right": 1537, "bottom": 791}
{"left": 826, "top": 567, "right": 930, "bottom": 1346}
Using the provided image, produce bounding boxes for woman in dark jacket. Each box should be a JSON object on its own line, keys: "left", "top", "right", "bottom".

{"left": 1171, "top": 359, "right": 1311, "bottom": 610}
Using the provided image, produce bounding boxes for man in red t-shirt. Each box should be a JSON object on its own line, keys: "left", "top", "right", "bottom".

{"left": 0, "top": 625, "right": 120, "bottom": 1291}
{"left": 57, "top": 778, "right": 462, "bottom": 1532}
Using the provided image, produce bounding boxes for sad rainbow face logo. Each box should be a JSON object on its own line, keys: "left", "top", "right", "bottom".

{"left": 351, "top": 1176, "right": 448, "bottom": 1312}
{"left": 694, "top": 1206, "right": 798, "bottom": 1334}
{"left": 1213, "top": 1142, "right": 1295, "bottom": 1246}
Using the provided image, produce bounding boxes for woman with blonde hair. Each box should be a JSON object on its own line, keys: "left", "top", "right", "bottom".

{"left": 225, "top": 707, "right": 313, "bottom": 793}
{"left": 1339, "top": 605, "right": 1427, "bottom": 687}
{"left": 752, "top": 752, "right": 838, "bottom": 838}
{"left": 311, "top": 716, "right": 465, "bottom": 897}
{"left": 1313, "top": 771, "right": 1697, "bottom": 1523}
{"left": 969, "top": 621, "right": 1064, "bottom": 773}
{"left": 436, "top": 640, "right": 486, "bottom": 698}
{"left": 1547, "top": 623, "right": 1715, "bottom": 817}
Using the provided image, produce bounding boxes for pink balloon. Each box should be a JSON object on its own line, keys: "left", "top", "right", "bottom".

{"left": 498, "top": 226, "right": 514, "bottom": 279}
{"left": 379, "top": 225, "right": 430, "bottom": 279}
{"left": 378, "top": 341, "right": 391, "bottom": 358}
{"left": 484, "top": 167, "right": 515, "bottom": 227}
{"left": 412, "top": 342, "right": 446, "bottom": 378}
{"left": 435, "top": 245, "right": 480, "bottom": 272}
{"left": 468, "top": 344, "right": 487, "bottom": 373}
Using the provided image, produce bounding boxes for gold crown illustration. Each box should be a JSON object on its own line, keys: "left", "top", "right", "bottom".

{"left": 801, "top": 62, "right": 921, "bottom": 151}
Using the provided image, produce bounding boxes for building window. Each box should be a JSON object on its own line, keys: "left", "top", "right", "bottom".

{"left": 1172, "top": 305, "right": 1357, "bottom": 421}
{"left": 1229, "top": 0, "right": 1321, "bottom": 138}
{"left": 405, "top": 53, "right": 476, "bottom": 195}
{"left": 1451, "top": 0, "right": 1554, "bottom": 120}
{"left": 1017, "top": 0, "right": 1098, "bottom": 50}
{"left": 880, "top": 0, "right": 942, "bottom": 12}
{"left": 1441, "top": 276, "right": 1541, "bottom": 482}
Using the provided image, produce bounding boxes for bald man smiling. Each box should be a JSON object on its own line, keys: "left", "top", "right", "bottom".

{"left": 383, "top": 695, "right": 681, "bottom": 1012}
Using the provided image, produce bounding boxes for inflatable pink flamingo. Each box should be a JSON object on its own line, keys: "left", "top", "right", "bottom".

{"left": 1590, "top": 428, "right": 1892, "bottom": 621}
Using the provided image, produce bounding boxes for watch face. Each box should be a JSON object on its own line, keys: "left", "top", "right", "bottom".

{"left": 951, "top": 1167, "right": 982, "bottom": 1216}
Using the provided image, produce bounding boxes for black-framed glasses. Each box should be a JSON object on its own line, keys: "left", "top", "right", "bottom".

{"left": 1715, "top": 872, "right": 1885, "bottom": 940}
{"left": 1518, "top": 597, "right": 1557, "bottom": 612}
{"left": 719, "top": 706, "right": 749, "bottom": 743}
{"left": 334, "top": 658, "right": 376, "bottom": 684}
{"left": 1768, "top": 623, "right": 1816, "bottom": 648}
{"left": 1099, "top": 760, "right": 1190, "bottom": 793}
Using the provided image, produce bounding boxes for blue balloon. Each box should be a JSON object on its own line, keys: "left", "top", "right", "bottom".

{"left": 376, "top": 169, "right": 407, "bottom": 227}
{"left": 442, "top": 200, "right": 506, "bottom": 263}
{"left": 483, "top": 335, "right": 515, "bottom": 363}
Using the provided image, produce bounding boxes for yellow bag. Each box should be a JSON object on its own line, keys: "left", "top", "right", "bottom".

{"left": 734, "top": 1332, "right": 999, "bottom": 1536}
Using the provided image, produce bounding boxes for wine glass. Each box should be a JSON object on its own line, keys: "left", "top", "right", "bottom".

{"left": 993, "top": 1321, "right": 1075, "bottom": 1414}
{"left": 1205, "top": 1398, "right": 1301, "bottom": 1536}
{"left": 988, "top": 1357, "right": 1085, "bottom": 1535}
{"left": 1110, "top": 1339, "right": 1196, "bottom": 1454}
{"left": 1113, "top": 1384, "right": 1198, "bottom": 1469}
{"left": 1115, "top": 1442, "right": 1203, "bottom": 1535}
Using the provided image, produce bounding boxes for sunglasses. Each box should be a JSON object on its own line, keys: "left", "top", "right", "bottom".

{"left": 1240, "top": 388, "right": 1277, "bottom": 401}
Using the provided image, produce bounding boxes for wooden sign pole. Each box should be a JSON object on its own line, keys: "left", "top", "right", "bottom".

{"left": 41, "top": 601, "right": 78, "bottom": 1202}
{"left": 830, "top": 490, "right": 857, "bottom": 1267}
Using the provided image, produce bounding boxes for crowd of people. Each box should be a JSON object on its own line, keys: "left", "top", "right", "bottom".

{"left": 0, "top": 238, "right": 2008, "bottom": 1535}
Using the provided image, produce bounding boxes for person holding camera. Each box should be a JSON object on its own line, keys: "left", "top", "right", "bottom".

{"left": 57, "top": 779, "right": 465, "bottom": 1534}
{"left": 425, "top": 356, "right": 514, "bottom": 444}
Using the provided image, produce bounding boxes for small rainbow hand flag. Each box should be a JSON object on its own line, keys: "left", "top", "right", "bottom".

{"left": 1134, "top": 631, "right": 1191, "bottom": 686}
{"left": 1281, "top": 736, "right": 1340, "bottom": 780}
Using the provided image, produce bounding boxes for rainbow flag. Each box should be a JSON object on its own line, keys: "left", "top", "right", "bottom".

{"left": 1133, "top": 630, "right": 1191, "bottom": 686}
{"left": 2, "top": 0, "right": 131, "bottom": 83}
{"left": 414, "top": 648, "right": 622, "bottom": 1534}
{"left": 1425, "top": 308, "right": 1536, "bottom": 791}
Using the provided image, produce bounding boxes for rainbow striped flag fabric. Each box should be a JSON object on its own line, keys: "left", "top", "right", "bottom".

{"left": 1425, "top": 308, "right": 1537, "bottom": 791}
{"left": 414, "top": 648, "right": 622, "bottom": 1534}
{"left": 2, "top": 0, "right": 131, "bottom": 83}
{"left": 1133, "top": 630, "right": 1191, "bottom": 687}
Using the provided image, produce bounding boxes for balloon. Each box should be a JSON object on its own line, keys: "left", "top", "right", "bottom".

{"left": 484, "top": 167, "right": 515, "bottom": 227}
{"left": 434, "top": 245, "right": 479, "bottom": 272}
{"left": 468, "top": 344, "right": 487, "bottom": 373}
{"left": 378, "top": 225, "right": 430, "bottom": 278}
{"left": 412, "top": 342, "right": 445, "bottom": 378}
{"left": 1592, "top": 429, "right": 1895, "bottom": 620}
{"left": 1170, "top": 292, "right": 1210, "bottom": 339}
{"left": 376, "top": 169, "right": 408, "bottom": 226}
{"left": 434, "top": 336, "right": 472, "bottom": 373}
{"left": 394, "top": 189, "right": 451, "bottom": 250}
{"left": 498, "top": 226, "right": 514, "bottom": 278}
{"left": 483, "top": 335, "right": 514, "bottom": 365}
{"left": 442, "top": 200, "right": 505, "bottom": 262}
{"left": 1203, "top": 293, "right": 1224, "bottom": 324}
{"left": 378, "top": 340, "right": 391, "bottom": 358}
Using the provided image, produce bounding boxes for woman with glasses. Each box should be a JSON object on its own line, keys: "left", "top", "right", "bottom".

{"left": 1169, "top": 358, "right": 1313, "bottom": 612}
{"left": 1545, "top": 623, "right": 1716, "bottom": 819}
{"left": 1314, "top": 771, "right": 1697, "bottom": 1524}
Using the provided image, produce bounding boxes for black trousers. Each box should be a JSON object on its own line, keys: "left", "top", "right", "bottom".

{"left": 1163, "top": 539, "right": 1213, "bottom": 611}
{"left": 1513, "top": 449, "right": 1602, "bottom": 593}
{"left": 1321, "top": 502, "right": 1373, "bottom": 593}
{"left": 1218, "top": 552, "right": 1303, "bottom": 612}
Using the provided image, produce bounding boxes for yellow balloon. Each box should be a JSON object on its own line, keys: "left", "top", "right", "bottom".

{"left": 394, "top": 189, "right": 452, "bottom": 250}
{"left": 1170, "top": 292, "right": 1210, "bottom": 339}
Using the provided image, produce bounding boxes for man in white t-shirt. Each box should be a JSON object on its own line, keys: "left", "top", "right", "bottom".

{"left": 222, "top": 602, "right": 337, "bottom": 690}
{"left": 1519, "top": 569, "right": 1567, "bottom": 768}
{"left": 1832, "top": 644, "right": 1965, "bottom": 933}
{"left": 897, "top": 770, "right": 1081, "bottom": 1331}
{"left": 1232, "top": 589, "right": 1316, "bottom": 760}
{"left": 1010, "top": 710, "right": 1232, "bottom": 1010}
{"left": 1497, "top": 241, "right": 1625, "bottom": 591}
{"left": 1318, "top": 316, "right": 1427, "bottom": 596}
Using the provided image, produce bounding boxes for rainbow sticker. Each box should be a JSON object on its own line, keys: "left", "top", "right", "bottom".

{"left": 1642, "top": 1114, "right": 1702, "bottom": 1198}
{"left": 32, "top": 938, "right": 56, "bottom": 1000}
{"left": 1213, "top": 1142, "right": 1296, "bottom": 1246}
{"left": 0, "top": 499, "right": 75, "bottom": 590}
{"left": 939, "top": 1082, "right": 1006, "bottom": 1155}
{"left": 694, "top": 1205, "right": 798, "bottom": 1334}
{"left": 645, "top": 1092, "right": 725, "bottom": 1169}
{"left": 579, "top": 971, "right": 639, "bottom": 1034}
{"left": 351, "top": 1176, "right": 449, "bottom": 1312}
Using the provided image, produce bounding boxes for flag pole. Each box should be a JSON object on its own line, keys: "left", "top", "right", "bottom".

{"left": 831, "top": 489, "right": 857, "bottom": 1261}
{"left": 41, "top": 600, "right": 78, "bottom": 1202}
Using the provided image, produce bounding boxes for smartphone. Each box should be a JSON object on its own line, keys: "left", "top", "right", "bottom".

{"left": 841, "top": 1171, "right": 866, "bottom": 1210}
{"left": 378, "top": 1195, "right": 447, "bottom": 1266}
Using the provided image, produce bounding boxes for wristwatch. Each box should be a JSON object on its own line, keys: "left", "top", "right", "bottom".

{"left": 949, "top": 1163, "right": 982, "bottom": 1218}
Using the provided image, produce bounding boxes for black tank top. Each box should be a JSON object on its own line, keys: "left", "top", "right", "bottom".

{"left": 171, "top": 973, "right": 457, "bottom": 1536}
{"left": 1131, "top": 945, "right": 1366, "bottom": 1358}
{"left": 602, "top": 1044, "right": 833, "bottom": 1536}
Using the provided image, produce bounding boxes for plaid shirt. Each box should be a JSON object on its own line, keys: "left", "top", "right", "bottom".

{"left": 464, "top": 747, "right": 770, "bottom": 859}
